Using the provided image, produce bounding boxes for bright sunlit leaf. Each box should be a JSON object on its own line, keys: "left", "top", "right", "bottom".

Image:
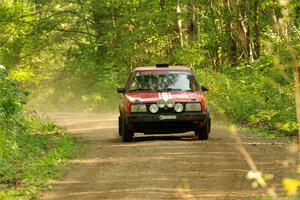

{"left": 282, "top": 178, "right": 300, "bottom": 196}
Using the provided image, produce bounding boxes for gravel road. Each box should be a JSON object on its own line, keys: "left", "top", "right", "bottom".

{"left": 39, "top": 113, "right": 297, "bottom": 200}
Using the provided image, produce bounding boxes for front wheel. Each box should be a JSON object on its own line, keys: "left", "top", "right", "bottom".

{"left": 118, "top": 116, "right": 122, "bottom": 136}
{"left": 121, "top": 118, "right": 134, "bottom": 142}
{"left": 195, "top": 118, "right": 210, "bottom": 140}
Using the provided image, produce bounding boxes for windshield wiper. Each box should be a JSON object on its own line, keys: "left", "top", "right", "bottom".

{"left": 128, "top": 88, "right": 153, "bottom": 92}
{"left": 156, "top": 88, "right": 182, "bottom": 92}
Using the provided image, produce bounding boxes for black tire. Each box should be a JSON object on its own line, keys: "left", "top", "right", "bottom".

{"left": 118, "top": 116, "right": 122, "bottom": 136}
{"left": 195, "top": 118, "right": 210, "bottom": 140}
{"left": 121, "top": 118, "right": 133, "bottom": 142}
{"left": 207, "top": 118, "right": 211, "bottom": 133}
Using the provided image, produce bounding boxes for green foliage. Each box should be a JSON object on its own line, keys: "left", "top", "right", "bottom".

{"left": 0, "top": 67, "right": 76, "bottom": 199}
{"left": 197, "top": 58, "right": 298, "bottom": 135}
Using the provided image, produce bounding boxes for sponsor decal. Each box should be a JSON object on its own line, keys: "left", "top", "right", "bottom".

{"left": 158, "top": 92, "right": 172, "bottom": 101}
{"left": 159, "top": 115, "right": 177, "bottom": 120}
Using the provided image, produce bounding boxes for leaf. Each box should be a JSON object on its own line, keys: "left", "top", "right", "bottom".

{"left": 0, "top": 192, "right": 7, "bottom": 200}
{"left": 282, "top": 178, "right": 300, "bottom": 196}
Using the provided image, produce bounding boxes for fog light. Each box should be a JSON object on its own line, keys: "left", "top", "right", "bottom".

{"left": 149, "top": 104, "right": 159, "bottom": 113}
{"left": 174, "top": 103, "right": 183, "bottom": 113}
{"left": 166, "top": 99, "right": 175, "bottom": 108}
{"left": 157, "top": 99, "right": 165, "bottom": 108}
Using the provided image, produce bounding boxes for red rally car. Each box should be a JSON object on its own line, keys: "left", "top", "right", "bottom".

{"left": 117, "top": 64, "right": 211, "bottom": 142}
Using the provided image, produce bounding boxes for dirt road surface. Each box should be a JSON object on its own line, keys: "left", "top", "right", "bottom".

{"left": 39, "top": 113, "right": 296, "bottom": 200}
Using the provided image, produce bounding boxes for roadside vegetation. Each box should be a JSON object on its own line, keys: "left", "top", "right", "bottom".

{"left": 0, "top": 68, "right": 76, "bottom": 199}
{"left": 198, "top": 59, "right": 297, "bottom": 136}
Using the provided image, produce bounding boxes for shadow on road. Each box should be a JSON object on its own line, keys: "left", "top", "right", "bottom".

{"left": 132, "top": 134, "right": 198, "bottom": 142}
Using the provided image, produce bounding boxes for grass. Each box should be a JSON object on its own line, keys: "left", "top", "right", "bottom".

{"left": 0, "top": 119, "right": 77, "bottom": 200}
{"left": 0, "top": 71, "right": 77, "bottom": 200}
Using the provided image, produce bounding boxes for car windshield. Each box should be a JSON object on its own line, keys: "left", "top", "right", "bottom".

{"left": 127, "top": 70, "right": 199, "bottom": 92}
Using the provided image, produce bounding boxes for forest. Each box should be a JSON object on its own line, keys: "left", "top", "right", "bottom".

{"left": 0, "top": 0, "right": 300, "bottom": 199}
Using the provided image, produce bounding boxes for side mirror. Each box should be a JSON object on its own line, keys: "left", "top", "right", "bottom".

{"left": 117, "top": 87, "right": 125, "bottom": 94}
{"left": 201, "top": 85, "right": 209, "bottom": 92}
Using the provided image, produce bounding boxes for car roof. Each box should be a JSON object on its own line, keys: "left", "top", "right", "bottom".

{"left": 133, "top": 66, "right": 192, "bottom": 71}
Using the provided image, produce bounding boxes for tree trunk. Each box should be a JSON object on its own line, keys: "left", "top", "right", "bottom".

{"left": 188, "top": 0, "right": 197, "bottom": 43}
{"left": 215, "top": 48, "right": 220, "bottom": 71}
{"left": 252, "top": 0, "right": 260, "bottom": 59}
{"left": 223, "top": 0, "right": 238, "bottom": 65}
{"left": 160, "top": 0, "right": 165, "bottom": 10}
{"left": 292, "top": 54, "right": 300, "bottom": 149}
{"left": 177, "top": 0, "right": 184, "bottom": 47}
{"left": 235, "top": 0, "right": 250, "bottom": 60}
{"left": 272, "top": 0, "right": 280, "bottom": 35}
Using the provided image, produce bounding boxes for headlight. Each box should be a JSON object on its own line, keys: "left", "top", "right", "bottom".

{"left": 166, "top": 99, "right": 175, "bottom": 108}
{"left": 149, "top": 104, "right": 159, "bottom": 113}
{"left": 131, "top": 104, "right": 147, "bottom": 112}
{"left": 174, "top": 103, "right": 183, "bottom": 113}
{"left": 185, "top": 103, "right": 201, "bottom": 111}
{"left": 157, "top": 99, "right": 165, "bottom": 108}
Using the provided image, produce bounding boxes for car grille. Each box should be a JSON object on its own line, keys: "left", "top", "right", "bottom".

{"left": 146, "top": 103, "right": 186, "bottom": 114}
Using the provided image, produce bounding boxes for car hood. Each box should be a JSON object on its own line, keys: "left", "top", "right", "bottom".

{"left": 126, "top": 91, "right": 203, "bottom": 104}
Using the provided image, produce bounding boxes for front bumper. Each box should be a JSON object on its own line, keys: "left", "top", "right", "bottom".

{"left": 126, "top": 112, "right": 209, "bottom": 134}
{"left": 127, "top": 112, "right": 208, "bottom": 122}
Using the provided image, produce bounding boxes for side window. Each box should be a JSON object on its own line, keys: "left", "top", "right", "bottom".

{"left": 189, "top": 75, "right": 199, "bottom": 91}
{"left": 129, "top": 76, "right": 139, "bottom": 90}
